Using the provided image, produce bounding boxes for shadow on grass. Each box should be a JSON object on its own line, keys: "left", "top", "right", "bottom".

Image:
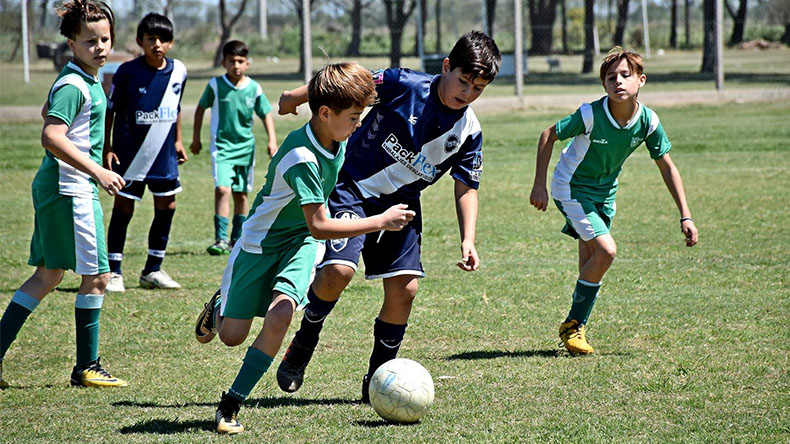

{"left": 446, "top": 349, "right": 563, "bottom": 360}
{"left": 119, "top": 418, "right": 214, "bottom": 434}
{"left": 353, "top": 419, "right": 420, "bottom": 428}
{"left": 113, "top": 396, "right": 354, "bottom": 410}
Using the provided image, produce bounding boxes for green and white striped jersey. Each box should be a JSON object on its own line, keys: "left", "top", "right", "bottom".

{"left": 551, "top": 96, "right": 671, "bottom": 202}
{"left": 34, "top": 61, "right": 107, "bottom": 198}
{"left": 238, "top": 123, "right": 345, "bottom": 252}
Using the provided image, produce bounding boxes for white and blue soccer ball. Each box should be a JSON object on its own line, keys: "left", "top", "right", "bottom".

{"left": 369, "top": 358, "right": 435, "bottom": 423}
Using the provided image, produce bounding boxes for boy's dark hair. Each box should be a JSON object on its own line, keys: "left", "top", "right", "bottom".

{"left": 308, "top": 62, "right": 376, "bottom": 114}
{"left": 136, "top": 13, "right": 173, "bottom": 42}
{"left": 57, "top": 0, "right": 115, "bottom": 46}
{"left": 599, "top": 46, "right": 644, "bottom": 82}
{"left": 223, "top": 40, "right": 249, "bottom": 58}
{"left": 447, "top": 31, "right": 501, "bottom": 82}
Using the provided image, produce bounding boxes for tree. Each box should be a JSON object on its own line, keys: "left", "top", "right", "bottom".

{"left": 700, "top": 0, "right": 715, "bottom": 73}
{"left": 765, "top": 0, "right": 790, "bottom": 44}
{"left": 287, "top": 0, "right": 317, "bottom": 75}
{"left": 214, "top": 0, "right": 250, "bottom": 67}
{"left": 345, "top": 0, "right": 374, "bottom": 56}
{"left": 670, "top": 0, "right": 678, "bottom": 48}
{"left": 528, "top": 0, "right": 558, "bottom": 55}
{"left": 613, "top": 0, "right": 629, "bottom": 46}
{"left": 485, "top": 0, "right": 497, "bottom": 38}
{"left": 560, "top": 0, "right": 568, "bottom": 53}
{"left": 582, "top": 0, "right": 595, "bottom": 73}
{"left": 724, "top": 0, "right": 747, "bottom": 46}
{"left": 384, "top": 0, "right": 417, "bottom": 67}
{"left": 414, "top": 0, "right": 426, "bottom": 56}
{"left": 435, "top": 0, "right": 442, "bottom": 53}
{"left": 684, "top": 0, "right": 691, "bottom": 47}
{"left": 38, "top": 0, "right": 48, "bottom": 30}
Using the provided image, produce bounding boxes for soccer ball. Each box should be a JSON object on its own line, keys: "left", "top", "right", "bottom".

{"left": 369, "top": 358, "right": 435, "bottom": 423}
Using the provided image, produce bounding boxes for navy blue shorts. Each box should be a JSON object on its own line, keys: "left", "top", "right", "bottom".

{"left": 320, "top": 180, "right": 424, "bottom": 280}
{"left": 118, "top": 178, "right": 182, "bottom": 202}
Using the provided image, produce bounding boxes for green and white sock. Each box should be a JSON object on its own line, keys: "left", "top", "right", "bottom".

{"left": 75, "top": 294, "right": 103, "bottom": 368}
{"left": 228, "top": 347, "right": 273, "bottom": 401}
{"left": 214, "top": 215, "right": 229, "bottom": 241}
{"left": 1, "top": 290, "right": 40, "bottom": 360}
{"left": 565, "top": 279, "right": 600, "bottom": 326}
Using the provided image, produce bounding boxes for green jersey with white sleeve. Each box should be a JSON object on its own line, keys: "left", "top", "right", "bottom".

{"left": 238, "top": 123, "right": 345, "bottom": 252}
{"left": 198, "top": 75, "right": 273, "bottom": 166}
{"left": 33, "top": 61, "right": 107, "bottom": 198}
{"left": 551, "top": 96, "right": 671, "bottom": 202}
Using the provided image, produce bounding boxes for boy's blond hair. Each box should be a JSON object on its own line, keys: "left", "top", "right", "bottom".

{"left": 599, "top": 47, "right": 644, "bottom": 82}
{"left": 308, "top": 62, "right": 376, "bottom": 114}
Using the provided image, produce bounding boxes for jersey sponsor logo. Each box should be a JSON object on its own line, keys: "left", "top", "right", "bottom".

{"left": 329, "top": 210, "right": 360, "bottom": 252}
{"left": 382, "top": 133, "right": 437, "bottom": 182}
{"left": 135, "top": 106, "right": 179, "bottom": 124}
{"left": 470, "top": 151, "right": 483, "bottom": 182}
{"left": 372, "top": 69, "right": 385, "bottom": 85}
{"left": 138, "top": 87, "right": 147, "bottom": 94}
{"left": 444, "top": 134, "right": 460, "bottom": 153}
{"left": 408, "top": 114, "right": 418, "bottom": 125}
{"left": 592, "top": 138, "right": 608, "bottom": 144}
{"left": 172, "top": 83, "right": 181, "bottom": 95}
{"left": 630, "top": 137, "right": 642, "bottom": 148}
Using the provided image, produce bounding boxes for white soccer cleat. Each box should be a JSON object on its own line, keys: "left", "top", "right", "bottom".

{"left": 139, "top": 269, "right": 182, "bottom": 289}
{"left": 105, "top": 272, "right": 125, "bottom": 292}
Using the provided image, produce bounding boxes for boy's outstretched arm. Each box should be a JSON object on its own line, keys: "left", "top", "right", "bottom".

{"left": 530, "top": 124, "right": 558, "bottom": 212}
{"left": 454, "top": 180, "right": 480, "bottom": 271}
{"left": 189, "top": 104, "right": 205, "bottom": 154}
{"left": 655, "top": 154, "right": 698, "bottom": 247}
{"left": 103, "top": 109, "right": 119, "bottom": 170}
{"left": 42, "top": 117, "right": 126, "bottom": 195}
{"left": 301, "top": 203, "right": 415, "bottom": 240}
{"left": 175, "top": 112, "right": 188, "bottom": 164}
{"left": 278, "top": 85, "right": 308, "bottom": 115}
{"left": 263, "top": 113, "right": 278, "bottom": 157}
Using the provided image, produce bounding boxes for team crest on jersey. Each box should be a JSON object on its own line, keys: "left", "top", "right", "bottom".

{"left": 630, "top": 137, "right": 642, "bottom": 148}
{"left": 246, "top": 97, "right": 256, "bottom": 108}
{"left": 172, "top": 83, "right": 181, "bottom": 94}
{"left": 329, "top": 210, "right": 361, "bottom": 252}
{"left": 444, "top": 134, "right": 460, "bottom": 153}
{"left": 372, "top": 69, "right": 385, "bottom": 85}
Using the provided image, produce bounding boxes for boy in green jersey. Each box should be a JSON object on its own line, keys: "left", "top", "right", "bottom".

{"left": 529, "top": 47, "right": 699, "bottom": 354}
{"left": 193, "top": 62, "right": 415, "bottom": 434}
{"left": 0, "top": 0, "right": 127, "bottom": 389}
{"left": 190, "top": 40, "right": 278, "bottom": 255}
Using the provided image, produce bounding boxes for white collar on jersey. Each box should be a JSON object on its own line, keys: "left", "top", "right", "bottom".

{"left": 603, "top": 96, "right": 642, "bottom": 130}
{"left": 66, "top": 61, "right": 99, "bottom": 81}
{"left": 222, "top": 74, "right": 250, "bottom": 90}
{"left": 305, "top": 122, "right": 338, "bottom": 160}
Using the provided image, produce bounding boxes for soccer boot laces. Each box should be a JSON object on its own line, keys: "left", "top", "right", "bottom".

{"left": 559, "top": 319, "right": 594, "bottom": 354}
{"left": 195, "top": 289, "right": 220, "bottom": 343}
{"left": 215, "top": 392, "right": 244, "bottom": 434}
{"left": 276, "top": 337, "right": 315, "bottom": 393}
{"left": 139, "top": 269, "right": 182, "bottom": 289}
{"left": 70, "top": 358, "right": 128, "bottom": 387}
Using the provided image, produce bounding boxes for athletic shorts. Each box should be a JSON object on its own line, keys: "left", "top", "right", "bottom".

{"left": 213, "top": 159, "right": 254, "bottom": 193}
{"left": 118, "top": 178, "right": 182, "bottom": 201}
{"left": 320, "top": 180, "right": 424, "bottom": 280}
{"left": 28, "top": 188, "right": 109, "bottom": 275}
{"left": 219, "top": 238, "right": 325, "bottom": 319}
{"left": 553, "top": 196, "right": 616, "bottom": 241}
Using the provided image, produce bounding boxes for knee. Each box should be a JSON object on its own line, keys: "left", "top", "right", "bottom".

{"left": 392, "top": 280, "right": 418, "bottom": 306}
{"left": 219, "top": 330, "right": 246, "bottom": 347}
{"left": 265, "top": 303, "right": 294, "bottom": 334}
{"left": 34, "top": 268, "right": 64, "bottom": 288}
{"left": 597, "top": 245, "right": 617, "bottom": 264}
{"left": 317, "top": 265, "right": 355, "bottom": 293}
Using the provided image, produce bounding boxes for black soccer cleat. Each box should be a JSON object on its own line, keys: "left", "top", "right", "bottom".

{"left": 276, "top": 337, "right": 315, "bottom": 393}
{"left": 361, "top": 374, "right": 371, "bottom": 405}
{"left": 215, "top": 391, "right": 244, "bottom": 434}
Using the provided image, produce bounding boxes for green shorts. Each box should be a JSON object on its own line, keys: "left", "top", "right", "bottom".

{"left": 219, "top": 238, "right": 325, "bottom": 319}
{"left": 28, "top": 188, "right": 109, "bottom": 275}
{"left": 213, "top": 160, "right": 253, "bottom": 193}
{"left": 553, "top": 196, "right": 616, "bottom": 241}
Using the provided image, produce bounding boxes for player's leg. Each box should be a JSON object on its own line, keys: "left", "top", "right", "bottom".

{"left": 140, "top": 179, "right": 182, "bottom": 289}
{"left": 229, "top": 190, "right": 248, "bottom": 247}
{"left": 208, "top": 186, "right": 232, "bottom": 255}
{"left": 106, "top": 188, "right": 138, "bottom": 292}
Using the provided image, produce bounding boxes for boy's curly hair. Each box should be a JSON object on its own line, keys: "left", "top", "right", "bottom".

{"left": 57, "top": 0, "right": 115, "bottom": 45}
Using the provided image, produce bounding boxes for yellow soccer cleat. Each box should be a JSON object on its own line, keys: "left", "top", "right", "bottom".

{"left": 70, "top": 358, "right": 128, "bottom": 388}
{"left": 195, "top": 289, "right": 220, "bottom": 344}
{"left": 215, "top": 392, "right": 244, "bottom": 434}
{"left": 559, "top": 319, "right": 594, "bottom": 354}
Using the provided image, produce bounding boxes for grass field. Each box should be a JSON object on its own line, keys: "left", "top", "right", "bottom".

{"left": 1, "top": 100, "right": 789, "bottom": 443}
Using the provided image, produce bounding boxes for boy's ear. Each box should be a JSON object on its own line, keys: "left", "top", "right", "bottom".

{"left": 639, "top": 73, "right": 647, "bottom": 87}
{"left": 66, "top": 39, "right": 75, "bottom": 53}
{"left": 441, "top": 58, "right": 451, "bottom": 75}
{"left": 318, "top": 105, "right": 331, "bottom": 121}
{"left": 136, "top": 37, "right": 143, "bottom": 47}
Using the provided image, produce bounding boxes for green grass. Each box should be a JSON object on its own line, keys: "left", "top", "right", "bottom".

{"left": 1, "top": 101, "right": 789, "bottom": 443}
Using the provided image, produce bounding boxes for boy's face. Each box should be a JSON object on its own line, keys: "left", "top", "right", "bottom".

{"left": 68, "top": 20, "right": 112, "bottom": 74}
{"left": 138, "top": 32, "right": 173, "bottom": 67}
{"left": 322, "top": 105, "right": 365, "bottom": 142}
{"left": 438, "top": 58, "right": 490, "bottom": 110}
{"left": 602, "top": 58, "right": 646, "bottom": 103}
{"left": 222, "top": 55, "right": 249, "bottom": 80}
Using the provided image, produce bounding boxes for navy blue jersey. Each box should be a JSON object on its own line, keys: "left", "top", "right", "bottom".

{"left": 343, "top": 68, "right": 483, "bottom": 207}
{"left": 107, "top": 57, "right": 187, "bottom": 181}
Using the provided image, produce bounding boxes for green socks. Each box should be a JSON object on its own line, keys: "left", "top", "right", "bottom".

{"left": 565, "top": 280, "right": 600, "bottom": 326}
{"left": 231, "top": 214, "right": 246, "bottom": 243}
{"left": 214, "top": 215, "right": 229, "bottom": 241}
{"left": 74, "top": 294, "right": 103, "bottom": 368}
{"left": 1, "top": 290, "right": 39, "bottom": 360}
{"left": 228, "top": 347, "right": 273, "bottom": 402}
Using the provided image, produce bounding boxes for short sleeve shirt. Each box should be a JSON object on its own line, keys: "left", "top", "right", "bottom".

{"left": 198, "top": 75, "right": 272, "bottom": 166}
{"left": 551, "top": 96, "right": 671, "bottom": 201}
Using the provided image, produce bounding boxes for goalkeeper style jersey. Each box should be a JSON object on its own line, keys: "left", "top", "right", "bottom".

{"left": 551, "top": 96, "right": 672, "bottom": 202}
{"left": 198, "top": 75, "right": 273, "bottom": 166}
{"left": 239, "top": 123, "right": 345, "bottom": 253}
{"left": 33, "top": 61, "right": 107, "bottom": 198}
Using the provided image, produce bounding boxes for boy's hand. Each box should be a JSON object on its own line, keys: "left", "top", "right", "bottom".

{"left": 104, "top": 148, "right": 120, "bottom": 171}
{"left": 267, "top": 140, "right": 278, "bottom": 158}
{"left": 189, "top": 140, "right": 202, "bottom": 154}
{"left": 456, "top": 240, "right": 480, "bottom": 271}
{"left": 380, "top": 204, "right": 416, "bottom": 231}
{"left": 529, "top": 185, "right": 549, "bottom": 211}
{"left": 94, "top": 168, "right": 126, "bottom": 196}
{"left": 175, "top": 141, "right": 188, "bottom": 164}
{"left": 278, "top": 91, "right": 299, "bottom": 115}
{"left": 681, "top": 219, "right": 698, "bottom": 247}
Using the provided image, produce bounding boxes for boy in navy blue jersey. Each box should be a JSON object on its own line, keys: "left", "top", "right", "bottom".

{"left": 103, "top": 13, "right": 188, "bottom": 292}
{"left": 276, "top": 31, "right": 501, "bottom": 402}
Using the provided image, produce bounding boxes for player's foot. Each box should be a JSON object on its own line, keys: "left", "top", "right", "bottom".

{"left": 361, "top": 374, "right": 371, "bottom": 405}
{"left": 70, "top": 358, "right": 128, "bottom": 387}
{"left": 106, "top": 272, "right": 125, "bottom": 292}
{"left": 215, "top": 392, "right": 244, "bottom": 434}
{"left": 207, "top": 239, "right": 231, "bottom": 256}
{"left": 139, "top": 269, "right": 181, "bottom": 289}
{"left": 276, "top": 337, "right": 314, "bottom": 393}
{"left": 559, "top": 319, "right": 594, "bottom": 354}
{"left": 0, "top": 360, "right": 8, "bottom": 389}
{"left": 195, "top": 289, "right": 220, "bottom": 344}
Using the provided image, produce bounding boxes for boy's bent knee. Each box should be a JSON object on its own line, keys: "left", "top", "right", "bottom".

{"left": 219, "top": 330, "right": 246, "bottom": 347}
{"left": 314, "top": 264, "right": 355, "bottom": 295}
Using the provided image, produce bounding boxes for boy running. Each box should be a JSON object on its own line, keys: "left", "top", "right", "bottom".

{"left": 190, "top": 40, "right": 278, "bottom": 255}
{"left": 104, "top": 13, "right": 188, "bottom": 292}
{"left": 529, "top": 47, "right": 699, "bottom": 354}
{"left": 1, "top": 0, "right": 126, "bottom": 389}
{"left": 276, "top": 31, "right": 501, "bottom": 403}
{"left": 193, "top": 62, "right": 415, "bottom": 434}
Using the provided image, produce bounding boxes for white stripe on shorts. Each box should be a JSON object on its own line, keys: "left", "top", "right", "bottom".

{"left": 72, "top": 196, "right": 101, "bottom": 275}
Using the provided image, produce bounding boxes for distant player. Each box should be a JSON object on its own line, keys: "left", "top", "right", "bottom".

{"left": 275, "top": 31, "right": 501, "bottom": 403}
{"left": 529, "top": 47, "right": 699, "bottom": 354}
{"left": 103, "top": 13, "right": 188, "bottom": 292}
{"left": 0, "top": 0, "right": 127, "bottom": 389}
{"left": 190, "top": 40, "right": 278, "bottom": 256}
{"left": 192, "top": 63, "right": 415, "bottom": 434}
